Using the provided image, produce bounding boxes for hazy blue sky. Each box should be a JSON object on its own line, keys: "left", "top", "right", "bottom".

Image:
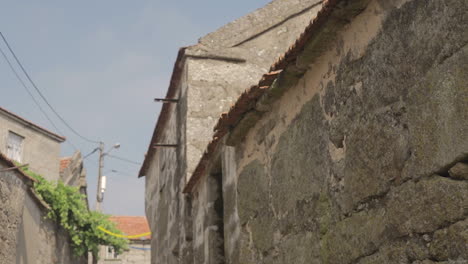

{"left": 0, "top": 0, "right": 270, "bottom": 216}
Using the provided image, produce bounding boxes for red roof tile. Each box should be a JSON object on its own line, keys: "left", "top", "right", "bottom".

{"left": 109, "top": 216, "right": 151, "bottom": 240}
{"left": 59, "top": 157, "right": 72, "bottom": 173}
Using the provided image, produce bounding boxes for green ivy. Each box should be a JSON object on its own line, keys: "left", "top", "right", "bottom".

{"left": 19, "top": 164, "right": 128, "bottom": 257}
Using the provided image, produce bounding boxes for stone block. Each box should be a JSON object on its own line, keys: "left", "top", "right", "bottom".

{"left": 386, "top": 176, "right": 468, "bottom": 235}
{"left": 430, "top": 219, "right": 468, "bottom": 261}
{"left": 448, "top": 162, "right": 468, "bottom": 180}
{"left": 321, "top": 209, "right": 387, "bottom": 264}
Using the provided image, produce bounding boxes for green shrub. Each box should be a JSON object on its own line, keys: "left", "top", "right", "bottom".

{"left": 19, "top": 164, "right": 128, "bottom": 257}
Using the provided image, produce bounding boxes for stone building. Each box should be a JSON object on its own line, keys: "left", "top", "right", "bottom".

{"left": 99, "top": 216, "right": 151, "bottom": 264}
{"left": 0, "top": 153, "right": 86, "bottom": 264}
{"left": 60, "top": 151, "right": 88, "bottom": 201}
{"left": 0, "top": 106, "right": 65, "bottom": 181}
{"left": 141, "top": 0, "right": 468, "bottom": 263}
{"left": 139, "top": 0, "right": 324, "bottom": 263}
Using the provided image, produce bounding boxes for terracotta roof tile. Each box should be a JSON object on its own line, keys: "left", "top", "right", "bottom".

{"left": 109, "top": 216, "right": 151, "bottom": 240}
{"left": 59, "top": 157, "right": 72, "bottom": 173}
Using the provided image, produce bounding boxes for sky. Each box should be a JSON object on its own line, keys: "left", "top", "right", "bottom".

{"left": 0, "top": 0, "right": 270, "bottom": 216}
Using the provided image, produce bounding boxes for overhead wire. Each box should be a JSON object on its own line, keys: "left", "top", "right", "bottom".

{"left": 1, "top": 32, "right": 142, "bottom": 181}
{"left": 0, "top": 32, "right": 100, "bottom": 144}
{"left": 83, "top": 148, "right": 99, "bottom": 159}
{"left": 0, "top": 44, "right": 78, "bottom": 151}
{"left": 106, "top": 154, "right": 141, "bottom": 166}
{"left": 109, "top": 169, "right": 136, "bottom": 177}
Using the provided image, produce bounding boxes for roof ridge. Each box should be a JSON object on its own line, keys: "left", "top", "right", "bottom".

{"left": 199, "top": 0, "right": 323, "bottom": 48}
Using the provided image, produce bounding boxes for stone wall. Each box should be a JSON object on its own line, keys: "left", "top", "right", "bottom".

{"left": 185, "top": 0, "right": 323, "bottom": 182}
{"left": 145, "top": 0, "right": 467, "bottom": 263}
{"left": 0, "top": 160, "right": 27, "bottom": 263}
{"left": 219, "top": 0, "right": 468, "bottom": 263}
{"left": 145, "top": 62, "right": 187, "bottom": 264}
{"left": 143, "top": 1, "right": 325, "bottom": 264}
{"left": 0, "top": 158, "right": 86, "bottom": 264}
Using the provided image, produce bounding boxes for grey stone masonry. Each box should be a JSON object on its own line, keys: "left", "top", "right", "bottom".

{"left": 142, "top": 1, "right": 325, "bottom": 263}
{"left": 0, "top": 156, "right": 86, "bottom": 264}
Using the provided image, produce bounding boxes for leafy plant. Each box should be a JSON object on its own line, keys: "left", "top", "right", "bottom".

{"left": 19, "top": 164, "right": 128, "bottom": 257}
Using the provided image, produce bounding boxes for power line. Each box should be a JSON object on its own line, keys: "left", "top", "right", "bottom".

{"left": 112, "top": 168, "right": 135, "bottom": 176}
{"left": 0, "top": 32, "right": 100, "bottom": 144}
{"left": 83, "top": 148, "right": 99, "bottom": 159}
{"left": 107, "top": 154, "right": 141, "bottom": 166}
{"left": 0, "top": 46, "right": 61, "bottom": 133}
{"left": 0, "top": 45, "right": 78, "bottom": 151}
{"left": 111, "top": 169, "right": 136, "bottom": 177}
{"left": 103, "top": 169, "right": 135, "bottom": 178}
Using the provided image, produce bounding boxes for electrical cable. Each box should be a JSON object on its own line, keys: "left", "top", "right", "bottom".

{"left": 0, "top": 32, "right": 100, "bottom": 144}
{"left": 83, "top": 148, "right": 99, "bottom": 159}
{"left": 112, "top": 169, "right": 135, "bottom": 176}
{"left": 106, "top": 154, "right": 141, "bottom": 166}
{"left": 109, "top": 169, "right": 135, "bottom": 178}
{"left": 0, "top": 45, "right": 78, "bottom": 151}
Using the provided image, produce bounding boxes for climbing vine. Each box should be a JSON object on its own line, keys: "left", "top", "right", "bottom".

{"left": 19, "top": 164, "right": 128, "bottom": 257}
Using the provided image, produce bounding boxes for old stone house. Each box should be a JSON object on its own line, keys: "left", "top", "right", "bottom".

{"left": 60, "top": 151, "right": 88, "bottom": 202}
{"left": 139, "top": 0, "right": 324, "bottom": 262}
{"left": 140, "top": 0, "right": 467, "bottom": 263}
{"left": 0, "top": 153, "right": 86, "bottom": 264}
{"left": 0, "top": 107, "right": 89, "bottom": 263}
{"left": 0, "top": 106, "right": 65, "bottom": 181}
{"left": 99, "top": 216, "right": 151, "bottom": 264}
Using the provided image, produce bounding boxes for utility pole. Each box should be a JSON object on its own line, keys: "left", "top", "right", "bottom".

{"left": 96, "top": 141, "right": 104, "bottom": 212}
{"left": 93, "top": 141, "right": 119, "bottom": 264}
{"left": 95, "top": 142, "right": 120, "bottom": 212}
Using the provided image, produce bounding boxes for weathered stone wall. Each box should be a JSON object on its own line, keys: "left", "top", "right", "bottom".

{"left": 185, "top": 0, "right": 323, "bottom": 182}
{"left": 191, "top": 167, "right": 225, "bottom": 264}
{"left": 224, "top": 0, "right": 468, "bottom": 263}
{"left": 144, "top": 1, "right": 326, "bottom": 264}
{"left": 145, "top": 62, "right": 189, "bottom": 264}
{"left": 0, "top": 162, "right": 27, "bottom": 263}
{"left": 0, "top": 113, "right": 62, "bottom": 181}
{"left": 0, "top": 160, "right": 86, "bottom": 264}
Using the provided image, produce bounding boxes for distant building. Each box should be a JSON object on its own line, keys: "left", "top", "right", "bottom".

{"left": 60, "top": 151, "right": 89, "bottom": 207}
{"left": 0, "top": 106, "right": 90, "bottom": 263}
{"left": 0, "top": 106, "right": 65, "bottom": 181}
{"left": 0, "top": 153, "right": 86, "bottom": 264}
{"left": 99, "top": 216, "right": 151, "bottom": 264}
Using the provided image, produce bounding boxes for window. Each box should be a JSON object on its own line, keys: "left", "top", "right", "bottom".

{"left": 6, "top": 131, "right": 24, "bottom": 162}
{"left": 106, "top": 246, "right": 119, "bottom": 259}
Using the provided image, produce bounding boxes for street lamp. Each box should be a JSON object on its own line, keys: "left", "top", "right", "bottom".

{"left": 96, "top": 142, "right": 120, "bottom": 211}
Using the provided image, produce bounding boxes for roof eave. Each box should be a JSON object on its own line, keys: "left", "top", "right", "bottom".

{"left": 138, "top": 47, "right": 188, "bottom": 178}
{"left": 0, "top": 107, "right": 66, "bottom": 142}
